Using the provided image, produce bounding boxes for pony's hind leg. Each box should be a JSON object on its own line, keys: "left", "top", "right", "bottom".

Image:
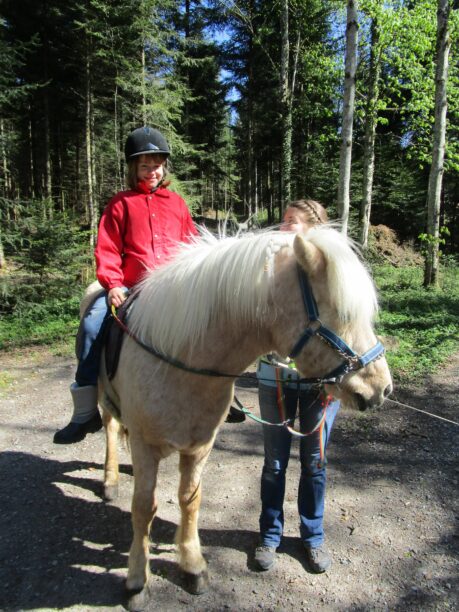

{"left": 126, "top": 438, "right": 159, "bottom": 602}
{"left": 102, "top": 409, "right": 121, "bottom": 501}
{"left": 176, "top": 448, "right": 212, "bottom": 594}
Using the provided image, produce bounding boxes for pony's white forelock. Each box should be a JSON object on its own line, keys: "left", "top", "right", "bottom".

{"left": 306, "top": 226, "right": 378, "bottom": 326}
{"left": 128, "top": 227, "right": 378, "bottom": 356}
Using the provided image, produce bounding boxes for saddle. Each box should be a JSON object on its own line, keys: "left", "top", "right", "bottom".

{"left": 75, "top": 289, "right": 138, "bottom": 382}
{"left": 104, "top": 295, "right": 135, "bottom": 380}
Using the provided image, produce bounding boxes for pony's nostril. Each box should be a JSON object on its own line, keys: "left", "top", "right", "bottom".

{"left": 356, "top": 393, "right": 367, "bottom": 412}
{"left": 384, "top": 384, "right": 393, "bottom": 398}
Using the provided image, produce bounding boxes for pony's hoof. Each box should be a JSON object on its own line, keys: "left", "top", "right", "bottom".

{"left": 103, "top": 483, "right": 119, "bottom": 501}
{"left": 183, "top": 569, "right": 209, "bottom": 595}
{"left": 125, "top": 585, "right": 149, "bottom": 612}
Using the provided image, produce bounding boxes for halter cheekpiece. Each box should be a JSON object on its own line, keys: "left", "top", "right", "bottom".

{"left": 289, "top": 264, "right": 385, "bottom": 383}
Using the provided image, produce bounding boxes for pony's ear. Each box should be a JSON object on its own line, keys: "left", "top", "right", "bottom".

{"left": 293, "top": 234, "right": 325, "bottom": 276}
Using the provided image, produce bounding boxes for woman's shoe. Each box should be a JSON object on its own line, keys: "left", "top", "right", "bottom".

{"left": 304, "top": 544, "right": 331, "bottom": 573}
{"left": 254, "top": 545, "right": 277, "bottom": 571}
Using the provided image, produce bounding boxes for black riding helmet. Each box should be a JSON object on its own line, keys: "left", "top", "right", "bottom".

{"left": 124, "top": 127, "right": 170, "bottom": 162}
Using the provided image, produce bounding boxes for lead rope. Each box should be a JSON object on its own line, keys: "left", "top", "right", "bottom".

{"left": 385, "top": 397, "right": 459, "bottom": 427}
{"left": 274, "top": 367, "right": 331, "bottom": 458}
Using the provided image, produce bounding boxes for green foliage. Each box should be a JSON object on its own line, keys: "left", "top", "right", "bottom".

{"left": 418, "top": 226, "right": 450, "bottom": 259}
{"left": 374, "top": 264, "right": 459, "bottom": 381}
{"left": 0, "top": 306, "right": 80, "bottom": 350}
{"left": 0, "top": 200, "right": 92, "bottom": 349}
{"left": 1, "top": 0, "right": 458, "bottom": 246}
{"left": 14, "top": 205, "right": 91, "bottom": 278}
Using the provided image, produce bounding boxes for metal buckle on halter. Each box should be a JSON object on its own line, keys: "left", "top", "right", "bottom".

{"left": 348, "top": 355, "right": 363, "bottom": 371}
{"left": 308, "top": 318, "right": 322, "bottom": 335}
{"left": 289, "top": 318, "right": 323, "bottom": 359}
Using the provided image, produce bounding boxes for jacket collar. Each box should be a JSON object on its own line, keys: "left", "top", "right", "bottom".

{"left": 136, "top": 181, "right": 169, "bottom": 197}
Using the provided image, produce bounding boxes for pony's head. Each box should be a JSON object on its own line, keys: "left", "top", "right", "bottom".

{"left": 269, "top": 227, "right": 392, "bottom": 410}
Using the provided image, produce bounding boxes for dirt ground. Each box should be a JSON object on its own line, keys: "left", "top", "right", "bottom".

{"left": 0, "top": 347, "right": 458, "bottom": 612}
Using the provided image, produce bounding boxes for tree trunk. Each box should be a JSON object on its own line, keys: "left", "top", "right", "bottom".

{"left": 246, "top": 118, "right": 253, "bottom": 220}
{"left": 42, "top": 30, "right": 52, "bottom": 213}
{"left": 424, "top": 0, "right": 451, "bottom": 288}
{"left": 91, "top": 97, "right": 97, "bottom": 204}
{"left": 0, "top": 119, "right": 10, "bottom": 198}
{"left": 254, "top": 158, "right": 258, "bottom": 218}
{"left": 337, "top": 0, "right": 359, "bottom": 235}
{"left": 360, "top": 17, "right": 380, "bottom": 248}
{"left": 247, "top": 31, "right": 254, "bottom": 221}
{"left": 0, "top": 230, "right": 4, "bottom": 268}
{"left": 56, "top": 123, "right": 65, "bottom": 211}
{"left": 43, "top": 91, "right": 53, "bottom": 216}
{"left": 28, "top": 111, "right": 35, "bottom": 199}
{"left": 85, "top": 46, "right": 97, "bottom": 249}
{"left": 114, "top": 83, "right": 122, "bottom": 191}
{"left": 75, "top": 137, "right": 80, "bottom": 213}
{"left": 280, "top": 0, "right": 291, "bottom": 216}
{"left": 141, "top": 45, "right": 147, "bottom": 125}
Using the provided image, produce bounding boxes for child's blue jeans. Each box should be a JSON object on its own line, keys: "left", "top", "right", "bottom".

{"left": 75, "top": 292, "right": 110, "bottom": 386}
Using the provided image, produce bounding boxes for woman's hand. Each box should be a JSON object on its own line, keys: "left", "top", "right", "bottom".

{"left": 108, "top": 287, "right": 127, "bottom": 308}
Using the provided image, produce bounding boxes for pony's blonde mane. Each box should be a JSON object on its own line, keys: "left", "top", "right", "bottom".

{"left": 129, "top": 227, "right": 378, "bottom": 355}
{"left": 129, "top": 230, "right": 291, "bottom": 355}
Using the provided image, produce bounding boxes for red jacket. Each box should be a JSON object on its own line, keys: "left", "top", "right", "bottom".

{"left": 95, "top": 187, "right": 198, "bottom": 290}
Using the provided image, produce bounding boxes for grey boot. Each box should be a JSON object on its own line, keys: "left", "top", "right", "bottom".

{"left": 304, "top": 544, "right": 332, "bottom": 573}
{"left": 53, "top": 383, "right": 102, "bottom": 444}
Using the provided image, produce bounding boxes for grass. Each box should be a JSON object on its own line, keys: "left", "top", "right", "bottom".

{"left": 0, "top": 307, "right": 79, "bottom": 352}
{"left": 0, "top": 371, "right": 14, "bottom": 391}
{"left": 373, "top": 264, "right": 459, "bottom": 381}
{"left": 0, "top": 264, "right": 458, "bottom": 385}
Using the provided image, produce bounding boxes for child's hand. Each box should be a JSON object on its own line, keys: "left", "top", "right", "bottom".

{"left": 108, "top": 287, "right": 127, "bottom": 308}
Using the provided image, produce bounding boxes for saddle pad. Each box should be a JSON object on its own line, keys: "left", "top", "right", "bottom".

{"left": 104, "top": 292, "right": 138, "bottom": 380}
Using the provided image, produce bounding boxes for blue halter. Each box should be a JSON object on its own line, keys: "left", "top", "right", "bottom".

{"left": 289, "top": 265, "right": 385, "bottom": 383}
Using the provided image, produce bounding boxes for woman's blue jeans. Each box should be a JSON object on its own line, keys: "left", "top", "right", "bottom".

{"left": 75, "top": 292, "right": 110, "bottom": 387}
{"left": 258, "top": 383, "right": 339, "bottom": 549}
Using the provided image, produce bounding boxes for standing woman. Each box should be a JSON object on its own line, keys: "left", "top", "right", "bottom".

{"left": 254, "top": 199, "right": 340, "bottom": 573}
{"left": 54, "top": 127, "right": 198, "bottom": 444}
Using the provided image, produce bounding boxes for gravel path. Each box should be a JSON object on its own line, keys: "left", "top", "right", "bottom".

{"left": 0, "top": 348, "right": 458, "bottom": 611}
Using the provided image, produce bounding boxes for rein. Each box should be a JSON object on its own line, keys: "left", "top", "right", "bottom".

{"left": 110, "top": 306, "right": 337, "bottom": 385}
{"left": 111, "top": 304, "right": 240, "bottom": 379}
{"left": 110, "top": 265, "right": 385, "bottom": 448}
{"left": 110, "top": 264, "right": 385, "bottom": 384}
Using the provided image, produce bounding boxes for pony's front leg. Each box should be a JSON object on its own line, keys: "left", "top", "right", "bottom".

{"left": 176, "top": 447, "right": 212, "bottom": 594}
{"left": 125, "top": 438, "right": 159, "bottom": 608}
{"left": 102, "top": 409, "right": 121, "bottom": 501}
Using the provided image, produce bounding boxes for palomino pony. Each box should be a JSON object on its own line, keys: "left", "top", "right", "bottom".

{"left": 89, "top": 227, "right": 392, "bottom": 609}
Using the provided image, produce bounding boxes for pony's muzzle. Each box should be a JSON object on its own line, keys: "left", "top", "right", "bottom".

{"left": 356, "top": 382, "right": 392, "bottom": 411}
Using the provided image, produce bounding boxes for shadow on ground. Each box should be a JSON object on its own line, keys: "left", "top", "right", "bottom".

{"left": 0, "top": 452, "right": 261, "bottom": 610}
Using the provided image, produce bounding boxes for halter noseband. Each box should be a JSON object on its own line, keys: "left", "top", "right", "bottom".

{"left": 289, "top": 265, "right": 385, "bottom": 383}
